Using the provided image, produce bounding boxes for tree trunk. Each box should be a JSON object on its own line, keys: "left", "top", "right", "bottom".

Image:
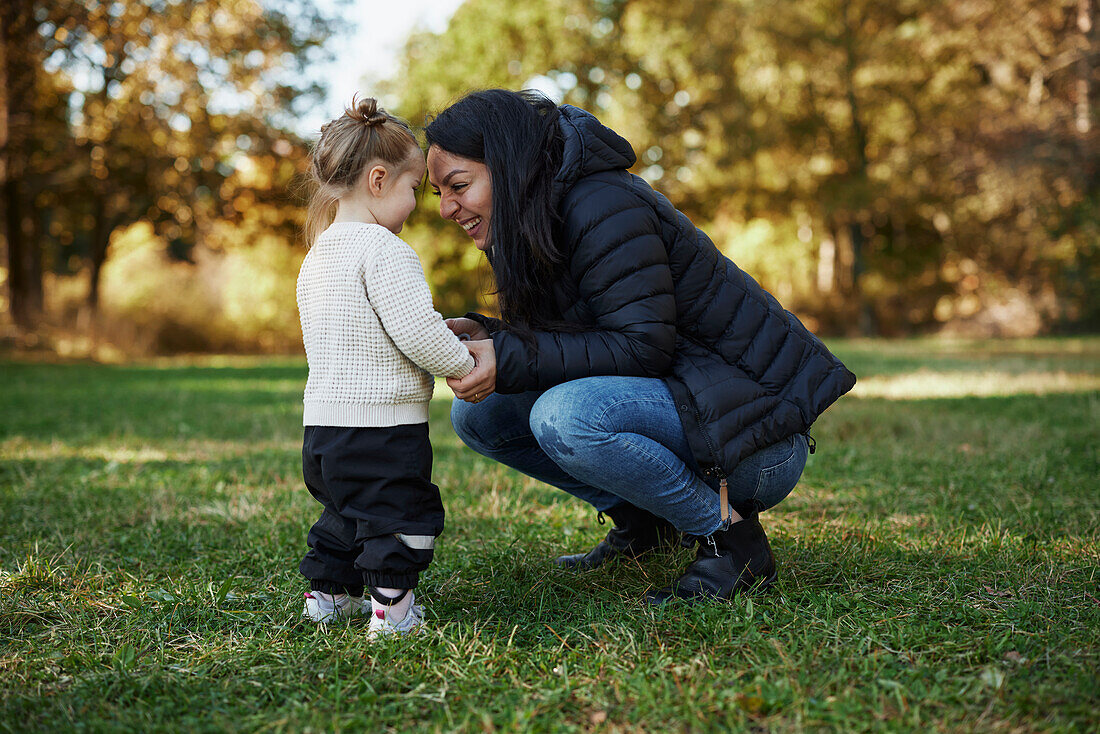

{"left": 848, "top": 220, "right": 874, "bottom": 335}
{"left": 1077, "top": 0, "right": 1092, "bottom": 139}
{"left": 2, "top": 179, "right": 42, "bottom": 326}
{"left": 836, "top": 221, "right": 854, "bottom": 294}
{"left": 87, "top": 193, "right": 110, "bottom": 316}
{"left": 817, "top": 233, "right": 836, "bottom": 294}
{"left": 842, "top": 2, "right": 876, "bottom": 336}
{"left": 0, "top": 0, "right": 42, "bottom": 329}
{"left": 85, "top": 62, "right": 120, "bottom": 320}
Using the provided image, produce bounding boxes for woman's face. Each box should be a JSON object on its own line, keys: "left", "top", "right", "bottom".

{"left": 427, "top": 146, "right": 492, "bottom": 251}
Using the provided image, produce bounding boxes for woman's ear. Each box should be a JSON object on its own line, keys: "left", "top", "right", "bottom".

{"left": 365, "top": 164, "right": 388, "bottom": 196}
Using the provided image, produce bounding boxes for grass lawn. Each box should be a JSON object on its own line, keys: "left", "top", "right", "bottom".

{"left": 1, "top": 338, "right": 1098, "bottom": 732}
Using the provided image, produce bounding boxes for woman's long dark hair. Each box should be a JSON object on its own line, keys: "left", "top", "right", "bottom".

{"left": 425, "top": 89, "right": 566, "bottom": 328}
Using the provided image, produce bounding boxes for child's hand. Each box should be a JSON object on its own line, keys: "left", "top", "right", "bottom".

{"left": 446, "top": 317, "right": 490, "bottom": 342}
{"left": 448, "top": 339, "right": 496, "bottom": 403}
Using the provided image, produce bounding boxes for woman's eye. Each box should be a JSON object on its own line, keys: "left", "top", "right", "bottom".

{"left": 452, "top": 183, "right": 467, "bottom": 192}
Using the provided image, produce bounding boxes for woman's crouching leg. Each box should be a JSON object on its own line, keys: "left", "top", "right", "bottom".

{"left": 450, "top": 391, "right": 621, "bottom": 511}
{"left": 529, "top": 376, "right": 727, "bottom": 537}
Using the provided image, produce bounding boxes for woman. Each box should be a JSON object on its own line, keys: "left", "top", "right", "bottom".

{"left": 425, "top": 89, "right": 855, "bottom": 604}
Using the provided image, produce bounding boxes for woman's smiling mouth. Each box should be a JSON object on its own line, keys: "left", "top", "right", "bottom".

{"left": 461, "top": 216, "right": 482, "bottom": 233}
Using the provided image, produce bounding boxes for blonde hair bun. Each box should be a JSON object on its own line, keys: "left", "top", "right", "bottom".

{"left": 304, "top": 95, "right": 418, "bottom": 247}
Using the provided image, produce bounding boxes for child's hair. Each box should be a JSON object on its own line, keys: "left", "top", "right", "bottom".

{"left": 304, "top": 96, "right": 419, "bottom": 246}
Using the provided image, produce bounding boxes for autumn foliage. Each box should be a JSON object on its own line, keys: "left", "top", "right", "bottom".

{"left": 2, "top": 0, "right": 1097, "bottom": 356}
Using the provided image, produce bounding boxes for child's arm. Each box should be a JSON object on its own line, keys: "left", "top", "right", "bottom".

{"left": 365, "top": 240, "right": 475, "bottom": 379}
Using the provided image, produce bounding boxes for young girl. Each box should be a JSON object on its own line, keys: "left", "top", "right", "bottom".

{"left": 296, "top": 97, "right": 474, "bottom": 636}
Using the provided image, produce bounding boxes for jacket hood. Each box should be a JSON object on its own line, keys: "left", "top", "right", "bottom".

{"left": 551, "top": 105, "right": 636, "bottom": 205}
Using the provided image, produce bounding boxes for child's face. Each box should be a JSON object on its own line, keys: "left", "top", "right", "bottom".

{"left": 372, "top": 147, "right": 426, "bottom": 235}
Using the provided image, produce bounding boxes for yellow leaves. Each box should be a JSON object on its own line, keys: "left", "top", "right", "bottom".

{"left": 231, "top": 191, "right": 255, "bottom": 213}
{"left": 90, "top": 144, "right": 110, "bottom": 179}
{"left": 156, "top": 194, "right": 179, "bottom": 213}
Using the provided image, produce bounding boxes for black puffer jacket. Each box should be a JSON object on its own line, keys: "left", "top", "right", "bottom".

{"left": 475, "top": 105, "right": 856, "bottom": 476}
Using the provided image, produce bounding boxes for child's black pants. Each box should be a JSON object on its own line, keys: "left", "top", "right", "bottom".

{"left": 298, "top": 423, "right": 443, "bottom": 596}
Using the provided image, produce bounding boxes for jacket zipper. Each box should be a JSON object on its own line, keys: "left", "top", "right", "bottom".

{"left": 677, "top": 333, "right": 726, "bottom": 479}
{"left": 679, "top": 331, "right": 731, "bottom": 523}
{"left": 682, "top": 390, "right": 723, "bottom": 478}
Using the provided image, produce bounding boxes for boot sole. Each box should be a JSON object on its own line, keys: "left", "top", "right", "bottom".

{"left": 644, "top": 569, "right": 779, "bottom": 606}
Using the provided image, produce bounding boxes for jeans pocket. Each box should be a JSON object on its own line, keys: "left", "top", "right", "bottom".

{"left": 751, "top": 434, "right": 809, "bottom": 511}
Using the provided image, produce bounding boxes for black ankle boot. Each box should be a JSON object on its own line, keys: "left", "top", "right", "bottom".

{"left": 645, "top": 509, "right": 777, "bottom": 604}
{"left": 555, "top": 503, "right": 681, "bottom": 571}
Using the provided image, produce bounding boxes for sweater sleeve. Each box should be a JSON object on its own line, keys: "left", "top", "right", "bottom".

{"left": 365, "top": 237, "right": 475, "bottom": 379}
{"left": 492, "top": 180, "right": 677, "bottom": 393}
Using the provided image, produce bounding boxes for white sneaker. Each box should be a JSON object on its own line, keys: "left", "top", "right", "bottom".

{"left": 367, "top": 592, "right": 425, "bottom": 638}
{"left": 302, "top": 591, "right": 369, "bottom": 623}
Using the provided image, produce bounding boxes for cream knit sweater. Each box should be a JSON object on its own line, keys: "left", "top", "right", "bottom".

{"left": 297, "top": 222, "right": 474, "bottom": 427}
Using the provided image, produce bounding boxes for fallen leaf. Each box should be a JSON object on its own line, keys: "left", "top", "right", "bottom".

{"left": 980, "top": 667, "right": 1005, "bottom": 689}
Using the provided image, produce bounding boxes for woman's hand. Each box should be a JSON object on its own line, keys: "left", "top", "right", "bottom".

{"left": 449, "top": 338, "right": 496, "bottom": 403}
{"left": 446, "top": 317, "right": 490, "bottom": 342}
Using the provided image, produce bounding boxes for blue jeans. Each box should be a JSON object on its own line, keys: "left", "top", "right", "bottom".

{"left": 450, "top": 376, "right": 808, "bottom": 537}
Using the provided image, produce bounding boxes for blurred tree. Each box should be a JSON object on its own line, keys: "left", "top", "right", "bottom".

{"left": 915, "top": 0, "right": 1098, "bottom": 331}
{"left": 1, "top": 0, "right": 46, "bottom": 327}
{"left": 737, "top": 0, "right": 953, "bottom": 334}
{"left": 16, "top": 0, "right": 333, "bottom": 320}
{"left": 6, "top": 0, "right": 1092, "bottom": 347}
{"left": 391, "top": 0, "right": 1097, "bottom": 334}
